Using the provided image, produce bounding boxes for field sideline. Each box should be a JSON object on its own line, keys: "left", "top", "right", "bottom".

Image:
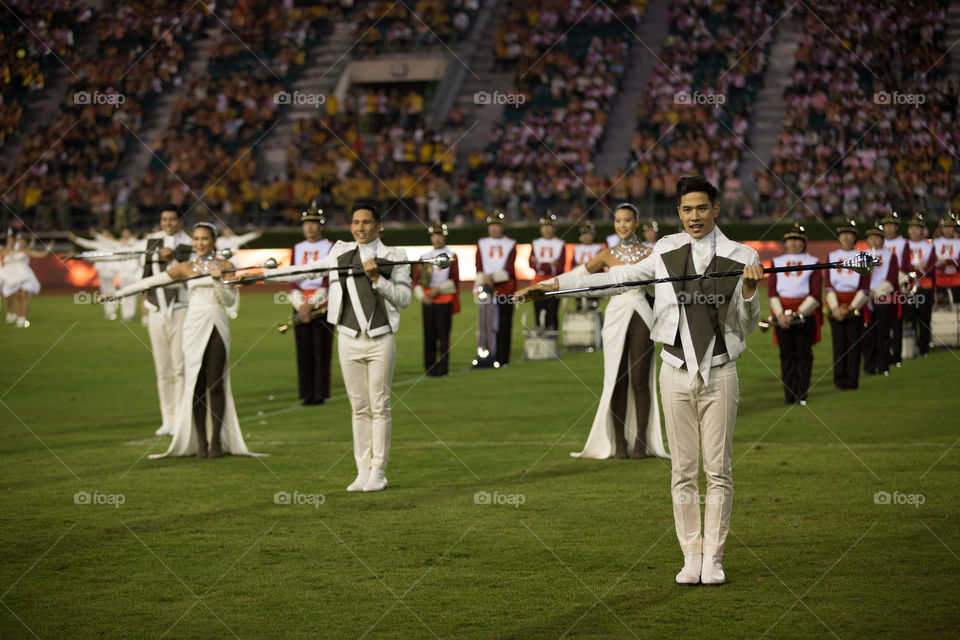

{"left": 1, "top": 291, "right": 957, "bottom": 639}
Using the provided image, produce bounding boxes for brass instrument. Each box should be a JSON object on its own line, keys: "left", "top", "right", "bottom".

{"left": 278, "top": 308, "right": 326, "bottom": 334}
{"left": 824, "top": 305, "right": 861, "bottom": 321}
{"left": 759, "top": 309, "right": 806, "bottom": 332}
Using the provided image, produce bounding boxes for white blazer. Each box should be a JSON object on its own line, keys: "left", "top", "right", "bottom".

{"left": 264, "top": 239, "right": 411, "bottom": 335}
{"left": 554, "top": 227, "right": 760, "bottom": 363}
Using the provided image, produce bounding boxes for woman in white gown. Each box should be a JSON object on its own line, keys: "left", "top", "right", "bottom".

{"left": 110, "top": 223, "right": 262, "bottom": 458}
{"left": 563, "top": 204, "right": 669, "bottom": 460}
{"left": 1, "top": 234, "right": 48, "bottom": 327}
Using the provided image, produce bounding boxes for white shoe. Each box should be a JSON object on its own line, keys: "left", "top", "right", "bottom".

{"left": 362, "top": 467, "right": 388, "bottom": 492}
{"left": 347, "top": 469, "right": 370, "bottom": 492}
{"left": 155, "top": 425, "right": 173, "bottom": 436}
{"left": 676, "top": 554, "right": 702, "bottom": 585}
{"left": 5, "top": 313, "right": 14, "bottom": 324}
{"left": 15, "top": 316, "right": 26, "bottom": 328}
{"left": 700, "top": 554, "right": 726, "bottom": 585}
{"left": 799, "top": 400, "right": 807, "bottom": 406}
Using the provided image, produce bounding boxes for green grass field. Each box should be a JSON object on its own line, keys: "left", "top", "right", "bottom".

{"left": 1, "top": 291, "right": 958, "bottom": 639}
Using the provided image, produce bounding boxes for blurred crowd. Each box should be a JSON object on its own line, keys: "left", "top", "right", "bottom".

{"left": 762, "top": 0, "right": 960, "bottom": 221}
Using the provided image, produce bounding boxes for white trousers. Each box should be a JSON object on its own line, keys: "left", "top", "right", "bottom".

{"left": 99, "top": 272, "right": 117, "bottom": 319}
{"left": 147, "top": 306, "right": 186, "bottom": 431}
{"left": 659, "top": 360, "right": 739, "bottom": 558}
{"left": 116, "top": 270, "right": 139, "bottom": 322}
{"left": 338, "top": 331, "right": 395, "bottom": 472}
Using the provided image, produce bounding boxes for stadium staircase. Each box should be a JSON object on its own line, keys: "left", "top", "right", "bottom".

{"left": 948, "top": 1, "right": 960, "bottom": 81}
{"left": 0, "top": 30, "right": 99, "bottom": 174}
{"left": 255, "top": 22, "right": 356, "bottom": 182}
{"left": 109, "top": 23, "right": 221, "bottom": 189}
{"left": 450, "top": 0, "right": 515, "bottom": 179}
{"left": 593, "top": 0, "right": 670, "bottom": 177}
{"left": 735, "top": 16, "right": 801, "bottom": 187}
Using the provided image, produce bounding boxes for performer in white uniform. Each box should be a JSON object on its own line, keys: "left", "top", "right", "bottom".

{"left": 1, "top": 235, "right": 47, "bottom": 327}
{"left": 114, "top": 229, "right": 145, "bottom": 323}
{"left": 553, "top": 203, "right": 667, "bottom": 460}
{"left": 111, "top": 223, "right": 262, "bottom": 458}
{"left": 825, "top": 219, "right": 869, "bottom": 389}
{"left": 258, "top": 202, "right": 411, "bottom": 492}
{"left": 933, "top": 215, "right": 960, "bottom": 303}
{"left": 144, "top": 208, "right": 193, "bottom": 436}
{"left": 520, "top": 176, "right": 764, "bottom": 586}
{"left": 69, "top": 229, "right": 122, "bottom": 320}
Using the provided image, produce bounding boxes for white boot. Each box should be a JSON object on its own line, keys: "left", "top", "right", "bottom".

{"left": 676, "top": 554, "right": 702, "bottom": 585}
{"left": 700, "top": 554, "right": 726, "bottom": 585}
{"left": 347, "top": 468, "right": 370, "bottom": 492}
{"left": 362, "top": 466, "right": 388, "bottom": 492}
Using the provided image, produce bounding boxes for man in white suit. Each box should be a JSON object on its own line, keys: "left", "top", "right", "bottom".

{"left": 518, "top": 176, "right": 764, "bottom": 586}
{"left": 144, "top": 208, "right": 192, "bottom": 437}
{"left": 260, "top": 202, "right": 411, "bottom": 492}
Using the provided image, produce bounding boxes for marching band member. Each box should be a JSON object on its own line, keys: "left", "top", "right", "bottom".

{"left": 291, "top": 205, "right": 334, "bottom": 405}
{"left": 519, "top": 176, "right": 764, "bottom": 586}
{"left": 110, "top": 223, "right": 261, "bottom": 459}
{"left": 0, "top": 234, "right": 48, "bottom": 327}
{"left": 475, "top": 211, "right": 517, "bottom": 367}
{"left": 69, "top": 229, "right": 121, "bottom": 320}
{"left": 144, "top": 208, "right": 193, "bottom": 437}
{"left": 825, "top": 219, "right": 869, "bottom": 390}
{"left": 414, "top": 224, "right": 460, "bottom": 376}
{"left": 904, "top": 213, "right": 937, "bottom": 356}
{"left": 933, "top": 214, "right": 960, "bottom": 305}
{"left": 529, "top": 213, "right": 565, "bottom": 330}
{"left": 881, "top": 211, "right": 908, "bottom": 366}
{"left": 642, "top": 220, "right": 659, "bottom": 249}
{"left": 572, "top": 222, "right": 604, "bottom": 311}
{"left": 257, "top": 202, "right": 412, "bottom": 492}
{"left": 767, "top": 224, "right": 821, "bottom": 405}
{"left": 863, "top": 224, "right": 898, "bottom": 376}
{"left": 564, "top": 202, "right": 667, "bottom": 460}
{"left": 114, "top": 229, "right": 144, "bottom": 323}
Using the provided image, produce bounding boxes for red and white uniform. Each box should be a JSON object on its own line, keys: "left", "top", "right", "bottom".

{"left": 906, "top": 240, "right": 937, "bottom": 289}
{"left": 933, "top": 236, "right": 960, "bottom": 288}
{"left": 826, "top": 249, "right": 869, "bottom": 311}
{"left": 865, "top": 246, "right": 898, "bottom": 310}
{"left": 476, "top": 236, "right": 517, "bottom": 295}
{"left": 414, "top": 247, "right": 461, "bottom": 313}
{"left": 291, "top": 238, "right": 333, "bottom": 309}
{"left": 883, "top": 236, "right": 908, "bottom": 275}
{"left": 767, "top": 253, "right": 822, "bottom": 342}
{"left": 606, "top": 233, "right": 619, "bottom": 248}
{"left": 573, "top": 242, "right": 604, "bottom": 268}
{"left": 529, "top": 237, "right": 566, "bottom": 284}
